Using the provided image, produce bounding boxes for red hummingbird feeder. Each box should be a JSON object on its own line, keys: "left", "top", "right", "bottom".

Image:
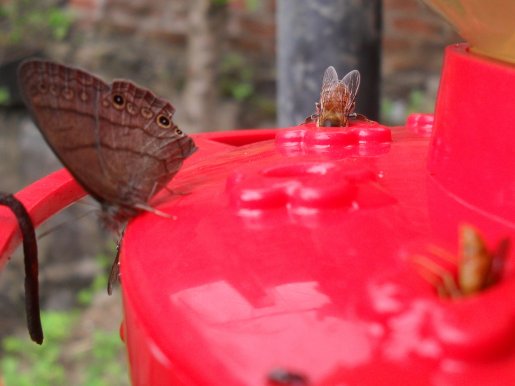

{"left": 0, "top": 1, "right": 514, "bottom": 384}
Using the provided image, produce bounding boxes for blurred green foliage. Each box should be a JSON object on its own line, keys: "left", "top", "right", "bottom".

{"left": 211, "top": 0, "right": 230, "bottom": 6}
{"left": 220, "top": 53, "right": 255, "bottom": 101}
{"left": 0, "top": 0, "right": 73, "bottom": 48}
{"left": 380, "top": 89, "right": 435, "bottom": 125}
{"left": 219, "top": 52, "right": 277, "bottom": 124}
{"left": 406, "top": 89, "right": 433, "bottom": 115}
{"left": 1, "top": 311, "right": 75, "bottom": 386}
{"left": 1, "top": 310, "right": 127, "bottom": 386}
{"left": 0, "top": 251, "right": 128, "bottom": 386}
{"left": 211, "top": 0, "right": 259, "bottom": 9}
{"left": 82, "top": 331, "right": 127, "bottom": 386}
{"left": 0, "top": 87, "right": 10, "bottom": 105}
{"left": 77, "top": 252, "right": 111, "bottom": 306}
{"left": 242, "top": 0, "right": 259, "bottom": 10}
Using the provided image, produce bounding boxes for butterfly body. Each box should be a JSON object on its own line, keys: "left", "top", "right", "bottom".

{"left": 18, "top": 60, "right": 197, "bottom": 230}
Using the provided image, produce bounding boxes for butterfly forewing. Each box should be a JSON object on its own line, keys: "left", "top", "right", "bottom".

{"left": 18, "top": 60, "right": 116, "bottom": 203}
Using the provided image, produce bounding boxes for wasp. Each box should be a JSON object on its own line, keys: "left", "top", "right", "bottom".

{"left": 414, "top": 224, "right": 510, "bottom": 299}
{"left": 305, "top": 66, "right": 364, "bottom": 127}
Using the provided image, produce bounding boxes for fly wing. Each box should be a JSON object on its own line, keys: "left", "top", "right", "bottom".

{"left": 320, "top": 66, "right": 341, "bottom": 107}
{"left": 322, "top": 66, "right": 338, "bottom": 95}
{"left": 321, "top": 66, "right": 339, "bottom": 93}
{"left": 341, "top": 69, "right": 361, "bottom": 106}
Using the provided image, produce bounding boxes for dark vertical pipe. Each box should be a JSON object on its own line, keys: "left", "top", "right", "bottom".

{"left": 277, "top": 0, "right": 382, "bottom": 126}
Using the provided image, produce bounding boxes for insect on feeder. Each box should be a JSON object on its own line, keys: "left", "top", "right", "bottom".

{"left": 0, "top": 1, "right": 514, "bottom": 384}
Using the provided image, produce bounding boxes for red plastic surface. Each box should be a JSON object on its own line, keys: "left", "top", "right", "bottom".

{"left": 120, "top": 45, "right": 514, "bottom": 385}
{"left": 120, "top": 121, "right": 514, "bottom": 385}
{"left": 0, "top": 169, "right": 85, "bottom": 270}
{"left": 0, "top": 44, "right": 514, "bottom": 385}
{"left": 429, "top": 43, "right": 515, "bottom": 226}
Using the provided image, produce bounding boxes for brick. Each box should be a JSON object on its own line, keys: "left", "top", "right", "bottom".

{"left": 68, "top": 0, "right": 98, "bottom": 10}
{"left": 382, "top": 36, "right": 412, "bottom": 51}
{"left": 392, "top": 17, "right": 443, "bottom": 36}
{"left": 384, "top": 0, "right": 423, "bottom": 12}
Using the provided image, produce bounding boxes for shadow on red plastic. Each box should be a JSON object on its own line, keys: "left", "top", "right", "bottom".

{"left": 203, "top": 129, "right": 277, "bottom": 147}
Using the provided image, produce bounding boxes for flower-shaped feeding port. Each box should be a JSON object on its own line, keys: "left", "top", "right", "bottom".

{"left": 276, "top": 121, "right": 392, "bottom": 158}
{"left": 226, "top": 158, "right": 396, "bottom": 225}
{"left": 406, "top": 113, "right": 434, "bottom": 136}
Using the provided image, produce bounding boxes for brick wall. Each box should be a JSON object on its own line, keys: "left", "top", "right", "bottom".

{"left": 68, "top": 0, "right": 275, "bottom": 57}
{"left": 63, "top": 0, "right": 459, "bottom": 126}
{"left": 382, "top": 0, "right": 459, "bottom": 95}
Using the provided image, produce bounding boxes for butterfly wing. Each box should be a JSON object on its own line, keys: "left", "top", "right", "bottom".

{"left": 94, "top": 79, "right": 197, "bottom": 207}
{"left": 18, "top": 60, "right": 196, "bottom": 217}
{"left": 18, "top": 60, "right": 114, "bottom": 204}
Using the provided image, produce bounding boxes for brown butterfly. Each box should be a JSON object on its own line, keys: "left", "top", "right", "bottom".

{"left": 18, "top": 60, "right": 197, "bottom": 294}
{"left": 18, "top": 60, "right": 197, "bottom": 228}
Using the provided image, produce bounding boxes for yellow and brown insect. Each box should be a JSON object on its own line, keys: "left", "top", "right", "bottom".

{"left": 306, "top": 66, "right": 362, "bottom": 127}
{"left": 413, "top": 224, "right": 510, "bottom": 299}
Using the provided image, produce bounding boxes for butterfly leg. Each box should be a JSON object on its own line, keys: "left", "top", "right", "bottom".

{"left": 163, "top": 186, "right": 191, "bottom": 196}
{"left": 107, "top": 227, "right": 125, "bottom": 295}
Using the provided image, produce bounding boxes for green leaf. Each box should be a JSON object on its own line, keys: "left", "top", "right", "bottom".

{"left": 232, "top": 83, "right": 254, "bottom": 101}
{"left": 0, "top": 87, "right": 11, "bottom": 105}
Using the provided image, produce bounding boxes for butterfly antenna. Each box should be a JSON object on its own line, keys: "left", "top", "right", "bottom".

{"left": 37, "top": 209, "right": 96, "bottom": 239}
{"left": 133, "top": 203, "right": 177, "bottom": 220}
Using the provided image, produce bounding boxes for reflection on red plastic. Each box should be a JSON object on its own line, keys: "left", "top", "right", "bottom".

{"left": 406, "top": 113, "right": 434, "bottom": 136}
{"left": 429, "top": 43, "right": 515, "bottom": 225}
